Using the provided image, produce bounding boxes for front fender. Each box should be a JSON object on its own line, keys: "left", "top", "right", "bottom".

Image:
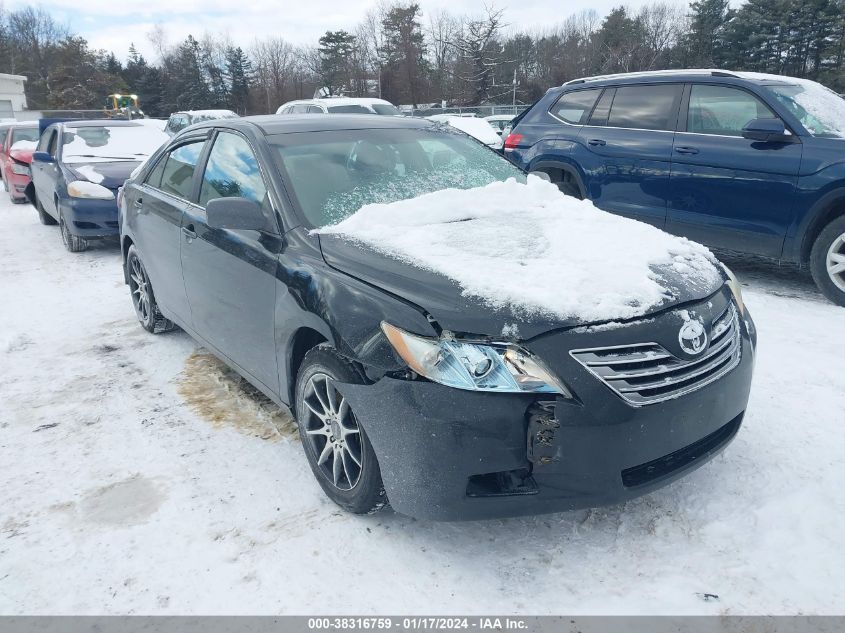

{"left": 785, "top": 164, "right": 845, "bottom": 262}
{"left": 275, "top": 227, "right": 436, "bottom": 401}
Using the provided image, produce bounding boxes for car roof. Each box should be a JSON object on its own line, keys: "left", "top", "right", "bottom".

{"left": 557, "top": 69, "right": 799, "bottom": 89}
{"left": 63, "top": 120, "right": 147, "bottom": 128}
{"left": 282, "top": 97, "right": 395, "bottom": 107}
{"left": 189, "top": 113, "right": 432, "bottom": 135}
{"left": 176, "top": 110, "right": 238, "bottom": 117}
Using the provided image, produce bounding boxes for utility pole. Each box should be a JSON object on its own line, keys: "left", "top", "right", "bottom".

{"left": 512, "top": 68, "right": 517, "bottom": 107}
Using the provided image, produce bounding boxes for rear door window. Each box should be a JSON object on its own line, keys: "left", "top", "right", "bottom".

{"left": 687, "top": 84, "right": 777, "bottom": 136}
{"left": 550, "top": 89, "right": 601, "bottom": 125}
{"left": 159, "top": 141, "right": 206, "bottom": 200}
{"left": 607, "top": 84, "right": 683, "bottom": 131}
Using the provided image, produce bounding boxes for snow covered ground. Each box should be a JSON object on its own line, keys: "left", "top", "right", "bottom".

{"left": 1, "top": 190, "right": 844, "bottom": 615}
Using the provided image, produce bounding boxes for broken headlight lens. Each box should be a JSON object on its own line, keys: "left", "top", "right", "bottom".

{"left": 721, "top": 263, "right": 746, "bottom": 316}
{"left": 381, "top": 322, "right": 572, "bottom": 396}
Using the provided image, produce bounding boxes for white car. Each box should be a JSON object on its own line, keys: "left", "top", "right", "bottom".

{"left": 164, "top": 110, "right": 239, "bottom": 136}
{"left": 426, "top": 114, "right": 503, "bottom": 150}
{"left": 484, "top": 114, "right": 516, "bottom": 137}
{"left": 276, "top": 98, "right": 402, "bottom": 116}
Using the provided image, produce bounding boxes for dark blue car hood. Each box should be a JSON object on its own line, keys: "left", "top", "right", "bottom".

{"left": 66, "top": 161, "right": 140, "bottom": 190}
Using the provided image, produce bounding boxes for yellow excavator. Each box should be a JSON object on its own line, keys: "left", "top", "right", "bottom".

{"left": 104, "top": 93, "right": 145, "bottom": 119}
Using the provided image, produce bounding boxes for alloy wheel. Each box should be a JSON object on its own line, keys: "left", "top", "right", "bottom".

{"left": 301, "top": 372, "right": 363, "bottom": 491}
{"left": 827, "top": 232, "right": 845, "bottom": 293}
{"left": 129, "top": 256, "right": 151, "bottom": 324}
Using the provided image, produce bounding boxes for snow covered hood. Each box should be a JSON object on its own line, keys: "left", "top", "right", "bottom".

{"left": 316, "top": 177, "right": 724, "bottom": 337}
{"left": 9, "top": 140, "right": 36, "bottom": 163}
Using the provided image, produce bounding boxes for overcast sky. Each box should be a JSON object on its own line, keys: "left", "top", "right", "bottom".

{"left": 9, "top": 0, "right": 691, "bottom": 61}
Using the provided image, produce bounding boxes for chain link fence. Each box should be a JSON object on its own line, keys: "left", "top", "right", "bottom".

{"left": 409, "top": 105, "right": 530, "bottom": 118}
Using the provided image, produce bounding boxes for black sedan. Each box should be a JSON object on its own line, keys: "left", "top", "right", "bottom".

{"left": 119, "top": 115, "right": 756, "bottom": 521}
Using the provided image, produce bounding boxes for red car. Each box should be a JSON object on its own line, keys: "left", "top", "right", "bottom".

{"left": 0, "top": 122, "right": 40, "bottom": 203}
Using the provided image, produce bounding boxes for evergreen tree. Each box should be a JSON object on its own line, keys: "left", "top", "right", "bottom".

{"left": 316, "top": 30, "right": 357, "bottom": 95}
{"left": 226, "top": 46, "right": 253, "bottom": 113}
{"left": 380, "top": 4, "right": 428, "bottom": 107}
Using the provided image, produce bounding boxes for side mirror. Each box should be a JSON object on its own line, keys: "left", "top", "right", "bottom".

{"left": 32, "top": 151, "right": 55, "bottom": 163}
{"left": 206, "top": 197, "right": 268, "bottom": 231}
{"left": 742, "top": 118, "right": 788, "bottom": 142}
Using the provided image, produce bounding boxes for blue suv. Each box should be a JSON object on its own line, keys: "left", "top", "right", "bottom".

{"left": 506, "top": 70, "right": 845, "bottom": 306}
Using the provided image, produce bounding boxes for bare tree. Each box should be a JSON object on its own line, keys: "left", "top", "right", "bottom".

{"left": 449, "top": 6, "right": 507, "bottom": 104}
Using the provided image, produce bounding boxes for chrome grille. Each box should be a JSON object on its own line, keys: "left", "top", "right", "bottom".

{"left": 570, "top": 304, "right": 742, "bottom": 406}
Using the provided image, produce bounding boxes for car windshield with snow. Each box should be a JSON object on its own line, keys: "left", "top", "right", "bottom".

{"left": 119, "top": 114, "right": 757, "bottom": 521}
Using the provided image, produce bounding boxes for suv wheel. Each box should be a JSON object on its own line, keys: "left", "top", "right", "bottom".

{"left": 59, "top": 211, "right": 87, "bottom": 252}
{"left": 126, "top": 245, "right": 176, "bottom": 333}
{"left": 294, "top": 346, "right": 388, "bottom": 515}
{"left": 810, "top": 215, "right": 845, "bottom": 307}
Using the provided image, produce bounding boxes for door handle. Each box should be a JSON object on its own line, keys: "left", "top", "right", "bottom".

{"left": 181, "top": 225, "right": 197, "bottom": 241}
{"left": 588, "top": 138, "right": 607, "bottom": 146}
{"left": 133, "top": 198, "right": 143, "bottom": 208}
{"left": 675, "top": 146, "right": 699, "bottom": 155}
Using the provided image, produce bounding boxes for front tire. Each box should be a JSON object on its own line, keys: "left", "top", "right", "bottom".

{"left": 59, "top": 210, "right": 87, "bottom": 252}
{"left": 294, "top": 346, "right": 387, "bottom": 515}
{"left": 126, "top": 245, "right": 176, "bottom": 333}
{"left": 36, "top": 198, "right": 57, "bottom": 225}
{"left": 810, "top": 215, "right": 845, "bottom": 307}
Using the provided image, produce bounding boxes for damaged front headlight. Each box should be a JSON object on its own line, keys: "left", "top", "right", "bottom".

{"left": 721, "top": 263, "right": 746, "bottom": 316}
{"left": 381, "top": 322, "right": 572, "bottom": 396}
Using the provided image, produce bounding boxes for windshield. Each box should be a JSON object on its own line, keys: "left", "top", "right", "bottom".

{"left": 62, "top": 125, "right": 170, "bottom": 163}
{"left": 327, "top": 105, "right": 372, "bottom": 114}
{"left": 764, "top": 81, "right": 845, "bottom": 138}
{"left": 371, "top": 103, "right": 401, "bottom": 116}
{"left": 272, "top": 127, "right": 526, "bottom": 227}
{"left": 11, "top": 128, "right": 39, "bottom": 144}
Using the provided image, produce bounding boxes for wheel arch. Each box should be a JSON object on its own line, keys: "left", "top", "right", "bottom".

{"left": 528, "top": 159, "right": 587, "bottom": 199}
{"left": 121, "top": 236, "right": 135, "bottom": 283}
{"left": 286, "top": 326, "right": 331, "bottom": 405}
{"left": 797, "top": 189, "right": 845, "bottom": 263}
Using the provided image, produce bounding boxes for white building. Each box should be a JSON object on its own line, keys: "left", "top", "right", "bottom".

{"left": 0, "top": 74, "right": 28, "bottom": 120}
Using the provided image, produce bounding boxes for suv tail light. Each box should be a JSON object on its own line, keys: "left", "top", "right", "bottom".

{"left": 503, "top": 132, "right": 523, "bottom": 152}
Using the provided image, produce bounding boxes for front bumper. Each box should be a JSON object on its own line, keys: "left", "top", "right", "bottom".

{"left": 6, "top": 171, "right": 31, "bottom": 201}
{"left": 58, "top": 196, "right": 119, "bottom": 238}
{"left": 340, "top": 294, "right": 756, "bottom": 521}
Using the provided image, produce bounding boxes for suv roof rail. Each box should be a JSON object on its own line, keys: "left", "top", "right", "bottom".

{"left": 560, "top": 69, "right": 742, "bottom": 88}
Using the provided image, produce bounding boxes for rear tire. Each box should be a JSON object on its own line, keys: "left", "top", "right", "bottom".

{"left": 59, "top": 211, "right": 87, "bottom": 252}
{"left": 810, "top": 215, "right": 845, "bottom": 307}
{"left": 126, "top": 245, "right": 176, "bottom": 333}
{"left": 294, "top": 346, "right": 388, "bottom": 515}
{"left": 36, "top": 199, "right": 57, "bottom": 225}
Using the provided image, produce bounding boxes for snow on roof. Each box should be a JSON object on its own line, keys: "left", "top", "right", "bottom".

{"left": 317, "top": 176, "right": 722, "bottom": 323}
{"left": 180, "top": 109, "right": 238, "bottom": 117}
{"left": 442, "top": 116, "right": 502, "bottom": 147}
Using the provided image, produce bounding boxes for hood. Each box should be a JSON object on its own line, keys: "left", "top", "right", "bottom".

{"left": 315, "top": 177, "right": 725, "bottom": 340}
{"left": 66, "top": 161, "right": 140, "bottom": 190}
{"left": 318, "top": 234, "right": 724, "bottom": 340}
{"left": 9, "top": 147, "right": 34, "bottom": 164}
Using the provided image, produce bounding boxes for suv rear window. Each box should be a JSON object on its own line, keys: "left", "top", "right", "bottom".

{"left": 550, "top": 89, "right": 601, "bottom": 125}
{"left": 607, "top": 84, "right": 682, "bottom": 131}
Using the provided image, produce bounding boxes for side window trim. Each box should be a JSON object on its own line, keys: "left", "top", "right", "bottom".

{"left": 197, "top": 128, "right": 282, "bottom": 234}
